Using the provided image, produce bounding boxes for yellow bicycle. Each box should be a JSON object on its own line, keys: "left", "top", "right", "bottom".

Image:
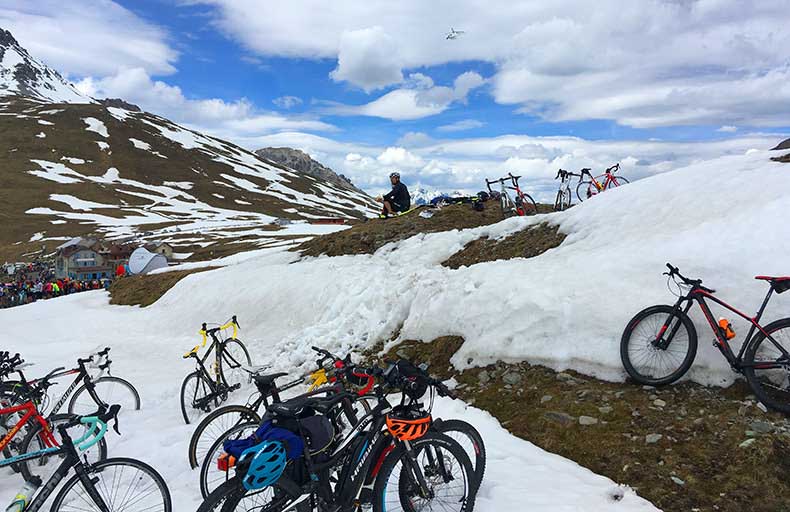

{"left": 180, "top": 316, "right": 251, "bottom": 425}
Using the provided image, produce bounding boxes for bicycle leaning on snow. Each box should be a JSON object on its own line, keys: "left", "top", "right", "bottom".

{"left": 485, "top": 173, "right": 538, "bottom": 218}
{"left": 621, "top": 263, "right": 790, "bottom": 413}
{"left": 180, "top": 316, "right": 252, "bottom": 424}
{"left": 553, "top": 169, "right": 582, "bottom": 211}
{"left": 576, "top": 163, "right": 629, "bottom": 201}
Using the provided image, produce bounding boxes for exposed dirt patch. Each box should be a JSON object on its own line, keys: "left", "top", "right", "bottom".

{"left": 376, "top": 338, "right": 790, "bottom": 512}
{"left": 770, "top": 138, "right": 790, "bottom": 151}
{"left": 295, "top": 203, "right": 553, "bottom": 258}
{"left": 109, "top": 267, "right": 217, "bottom": 307}
{"left": 771, "top": 152, "right": 790, "bottom": 163}
{"left": 442, "top": 223, "right": 566, "bottom": 269}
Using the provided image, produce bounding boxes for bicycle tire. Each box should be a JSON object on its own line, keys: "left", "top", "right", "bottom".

{"left": 373, "top": 432, "right": 476, "bottom": 512}
{"left": 620, "top": 305, "right": 698, "bottom": 386}
{"left": 181, "top": 371, "right": 218, "bottom": 425}
{"left": 50, "top": 456, "right": 172, "bottom": 512}
{"left": 219, "top": 339, "right": 252, "bottom": 389}
{"left": 561, "top": 188, "right": 572, "bottom": 210}
{"left": 68, "top": 376, "right": 141, "bottom": 416}
{"left": 197, "top": 475, "right": 291, "bottom": 512}
{"left": 553, "top": 190, "right": 562, "bottom": 211}
{"left": 608, "top": 176, "right": 630, "bottom": 188}
{"left": 189, "top": 404, "right": 261, "bottom": 469}
{"left": 576, "top": 180, "right": 595, "bottom": 202}
{"left": 518, "top": 193, "right": 538, "bottom": 216}
{"left": 434, "top": 419, "right": 486, "bottom": 492}
{"left": 200, "top": 421, "right": 258, "bottom": 498}
{"left": 18, "top": 413, "right": 107, "bottom": 483}
{"left": 500, "top": 196, "right": 515, "bottom": 218}
{"left": 743, "top": 317, "right": 790, "bottom": 414}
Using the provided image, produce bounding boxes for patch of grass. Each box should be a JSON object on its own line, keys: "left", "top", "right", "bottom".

{"left": 109, "top": 267, "right": 217, "bottom": 307}
{"left": 442, "top": 222, "right": 565, "bottom": 269}
{"left": 383, "top": 337, "right": 790, "bottom": 512}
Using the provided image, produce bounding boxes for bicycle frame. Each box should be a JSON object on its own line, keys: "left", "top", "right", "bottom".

{"left": 662, "top": 285, "right": 790, "bottom": 370}
{"left": 0, "top": 400, "right": 56, "bottom": 462}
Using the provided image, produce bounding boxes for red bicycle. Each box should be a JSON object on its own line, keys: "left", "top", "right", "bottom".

{"left": 576, "top": 163, "right": 629, "bottom": 201}
{"left": 621, "top": 264, "right": 790, "bottom": 413}
{"left": 485, "top": 173, "right": 538, "bottom": 217}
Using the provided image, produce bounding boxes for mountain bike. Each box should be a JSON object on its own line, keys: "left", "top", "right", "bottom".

{"left": 180, "top": 316, "right": 252, "bottom": 424}
{"left": 197, "top": 361, "right": 477, "bottom": 512}
{"left": 1, "top": 403, "right": 172, "bottom": 512}
{"left": 621, "top": 263, "right": 790, "bottom": 413}
{"left": 553, "top": 169, "right": 582, "bottom": 211}
{"left": 2, "top": 349, "right": 139, "bottom": 480}
{"left": 486, "top": 173, "right": 538, "bottom": 218}
{"left": 576, "top": 163, "right": 630, "bottom": 201}
{"left": 188, "top": 346, "right": 374, "bottom": 470}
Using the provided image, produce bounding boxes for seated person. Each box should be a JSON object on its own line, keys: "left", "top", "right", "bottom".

{"left": 377, "top": 172, "right": 410, "bottom": 217}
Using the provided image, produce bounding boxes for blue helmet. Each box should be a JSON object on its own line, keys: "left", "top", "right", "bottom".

{"left": 240, "top": 440, "right": 287, "bottom": 490}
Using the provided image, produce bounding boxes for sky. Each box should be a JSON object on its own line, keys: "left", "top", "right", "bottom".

{"left": 2, "top": 0, "right": 789, "bottom": 198}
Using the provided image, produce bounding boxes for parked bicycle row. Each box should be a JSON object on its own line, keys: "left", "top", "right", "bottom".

{"left": 0, "top": 350, "right": 170, "bottom": 511}
{"left": 180, "top": 319, "right": 486, "bottom": 511}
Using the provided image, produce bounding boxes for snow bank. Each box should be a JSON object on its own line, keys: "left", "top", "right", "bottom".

{"left": 95, "top": 149, "right": 790, "bottom": 386}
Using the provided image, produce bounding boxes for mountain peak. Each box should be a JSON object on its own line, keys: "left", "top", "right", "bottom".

{"left": 255, "top": 147, "right": 362, "bottom": 193}
{"left": 0, "top": 27, "right": 90, "bottom": 103}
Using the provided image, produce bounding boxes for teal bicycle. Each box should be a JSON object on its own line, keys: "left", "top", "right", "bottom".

{"left": 1, "top": 404, "right": 172, "bottom": 512}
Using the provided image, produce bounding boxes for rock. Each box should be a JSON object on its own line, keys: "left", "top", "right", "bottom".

{"left": 478, "top": 370, "right": 491, "bottom": 385}
{"left": 615, "top": 391, "right": 625, "bottom": 398}
{"left": 738, "top": 405, "right": 749, "bottom": 416}
{"left": 745, "top": 430, "right": 757, "bottom": 437}
{"left": 579, "top": 416, "right": 598, "bottom": 425}
{"left": 642, "top": 385, "right": 655, "bottom": 391}
{"left": 693, "top": 418, "right": 704, "bottom": 425}
{"left": 502, "top": 372, "right": 523, "bottom": 386}
{"left": 739, "top": 438, "right": 756, "bottom": 448}
{"left": 653, "top": 399, "right": 667, "bottom": 407}
{"left": 670, "top": 476, "right": 685, "bottom": 486}
{"left": 541, "top": 395, "right": 553, "bottom": 404}
{"left": 632, "top": 410, "right": 641, "bottom": 417}
{"left": 645, "top": 434, "right": 663, "bottom": 444}
{"left": 599, "top": 406, "right": 613, "bottom": 414}
{"left": 750, "top": 420, "right": 774, "bottom": 434}
{"left": 557, "top": 372, "right": 574, "bottom": 381}
{"left": 544, "top": 411, "right": 575, "bottom": 426}
{"left": 649, "top": 394, "right": 658, "bottom": 400}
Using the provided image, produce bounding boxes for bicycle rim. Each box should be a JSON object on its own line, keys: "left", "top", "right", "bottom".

{"left": 747, "top": 324, "right": 790, "bottom": 411}
{"left": 70, "top": 377, "right": 140, "bottom": 416}
{"left": 221, "top": 339, "right": 251, "bottom": 389}
{"left": 627, "top": 312, "right": 691, "bottom": 381}
{"left": 192, "top": 406, "right": 259, "bottom": 470}
{"left": 53, "top": 458, "right": 171, "bottom": 512}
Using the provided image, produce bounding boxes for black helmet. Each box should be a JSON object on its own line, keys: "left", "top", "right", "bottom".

{"left": 389, "top": 172, "right": 400, "bottom": 179}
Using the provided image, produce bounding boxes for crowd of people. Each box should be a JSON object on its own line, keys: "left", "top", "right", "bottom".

{"left": 0, "top": 263, "right": 110, "bottom": 309}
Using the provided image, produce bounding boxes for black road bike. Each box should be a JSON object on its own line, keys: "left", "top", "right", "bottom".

{"left": 0, "top": 404, "right": 172, "bottom": 512}
{"left": 621, "top": 264, "right": 790, "bottom": 413}
{"left": 180, "top": 316, "right": 252, "bottom": 424}
{"left": 2, "top": 348, "right": 140, "bottom": 480}
{"left": 198, "top": 361, "right": 477, "bottom": 512}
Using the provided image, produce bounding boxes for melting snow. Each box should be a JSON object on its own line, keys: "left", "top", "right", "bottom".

{"left": 83, "top": 117, "right": 109, "bottom": 137}
{"left": 35, "top": 131, "right": 45, "bottom": 138}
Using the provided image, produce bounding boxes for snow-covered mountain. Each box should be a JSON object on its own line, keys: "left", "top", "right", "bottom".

{"left": 0, "top": 29, "right": 377, "bottom": 262}
{"left": 410, "top": 186, "right": 465, "bottom": 205}
{"left": 0, "top": 29, "right": 88, "bottom": 103}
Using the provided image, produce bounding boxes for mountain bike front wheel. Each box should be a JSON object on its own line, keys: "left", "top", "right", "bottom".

{"left": 373, "top": 433, "right": 476, "bottom": 512}
{"left": 620, "top": 305, "right": 698, "bottom": 386}
{"left": 197, "top": 476, "right": 299, "bottom": 512}
{"left": 743, "top": 317, "right": 790, "bottom": 414}
{"left": 51, "top": 457, "right": 172, "bottom": 512}
{"left": 69, "top": 376, "right": 141, "bottom": 416}
{"left": 434, "top": 419, "right": 486, "bottom": 492}
{"left": 189, "top": 404, "right": 261, "bottom": 469}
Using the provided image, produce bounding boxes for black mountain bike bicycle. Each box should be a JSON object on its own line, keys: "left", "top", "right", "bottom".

{"left": 188, "top": 346, "right": 374, "bottom": 471}
{"left": 621, "top": 263, "right": 790, "bottom": 413}
{"left": 0, "top": 403, "right": 172, "bottom": 512}
{"left": 198, "top": 361, "right": 477, "bottom": 512}
{"left": 180, "top": 316, "right": 252, "bottom": 424}
{"left": 2, "top": 348, "right": 140, "bottom": 480}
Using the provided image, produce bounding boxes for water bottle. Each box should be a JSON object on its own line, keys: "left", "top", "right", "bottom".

{"left": 718, "top": 317, "right": 736, "bottom": 340}
{"left": 5, "top": 481, "right": 38, "bottom": 512}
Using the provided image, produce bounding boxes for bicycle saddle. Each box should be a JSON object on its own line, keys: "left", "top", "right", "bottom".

{"left": 755, "top": 275, "right": 790, "bottom": 294}
{"left": 253, "top": 372, "right": 288, "bottom": 389}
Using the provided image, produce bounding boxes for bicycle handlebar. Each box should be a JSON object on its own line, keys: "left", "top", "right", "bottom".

{"left": 664, "top": 263, "right": 705, "bottom": 288}
{"left": 606, "top": 163, "right": 620, "bottom": 173}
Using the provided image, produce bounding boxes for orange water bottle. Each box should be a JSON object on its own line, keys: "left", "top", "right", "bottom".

{"left": 718, "top": 318, "right": 736, "bottom": 340}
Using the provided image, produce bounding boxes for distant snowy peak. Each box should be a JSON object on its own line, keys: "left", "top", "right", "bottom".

{"left": 0, "top": 29, "right": 89, "bottom": 104}
{"left": 410, "top": 186, "right": 464, "bottom": 205}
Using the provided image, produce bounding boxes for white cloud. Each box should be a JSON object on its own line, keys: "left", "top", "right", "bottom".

{"left": 81, "top": 68, "right": 336, "bottom": 138}
{"left": 272, "top": 96, "right": 303, "bottom": 109}
{"left": 330, "top": 27, "right": 403, "bottom": 91}
{"left": 437, "top": 119, "right": 484, "bottom": 132}
{"left": 718, "top": 125, "right": 738, "bottom": 133}
{"left": 197, "top": 0, "right": 790, "bottom": 128}
{"left": 0, "top": 0, "right": 177, "bottom": 77}
{"left": 376, "top": 147, "right": 424, "bottom": 168}
{"left": 324, "top": 71, "right": 484, "bottom": 120}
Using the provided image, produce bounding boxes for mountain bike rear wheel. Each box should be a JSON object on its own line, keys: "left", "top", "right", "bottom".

{"left": 620, "top": 305, "right": 698, "bottom": 385}
{"left": 743, "top": 317, "right": 790, "bottom": 414}
{"left": 197, "top": 476, "right": 296, "bottom": 512}
{"left": 220, "top": 339, "right": 252, "bottom": 389}
{"left": 189, "top": 404, "right": 261, "bottom": 469}
{"left": 68, "top": 376, "right": 141, "bottom": 416}
{"left": 373, "top": 433, "right": 476, "bottom": 512}
{"left": 51, "top": 457, "right": 172, "bottom": 512}
{"left": 181, "top": 371, "right": 218, "bottom": 425}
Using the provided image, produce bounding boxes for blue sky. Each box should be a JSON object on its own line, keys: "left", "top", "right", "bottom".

{"left": 2, "top": 0, "right": 789, "bottom": 196}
